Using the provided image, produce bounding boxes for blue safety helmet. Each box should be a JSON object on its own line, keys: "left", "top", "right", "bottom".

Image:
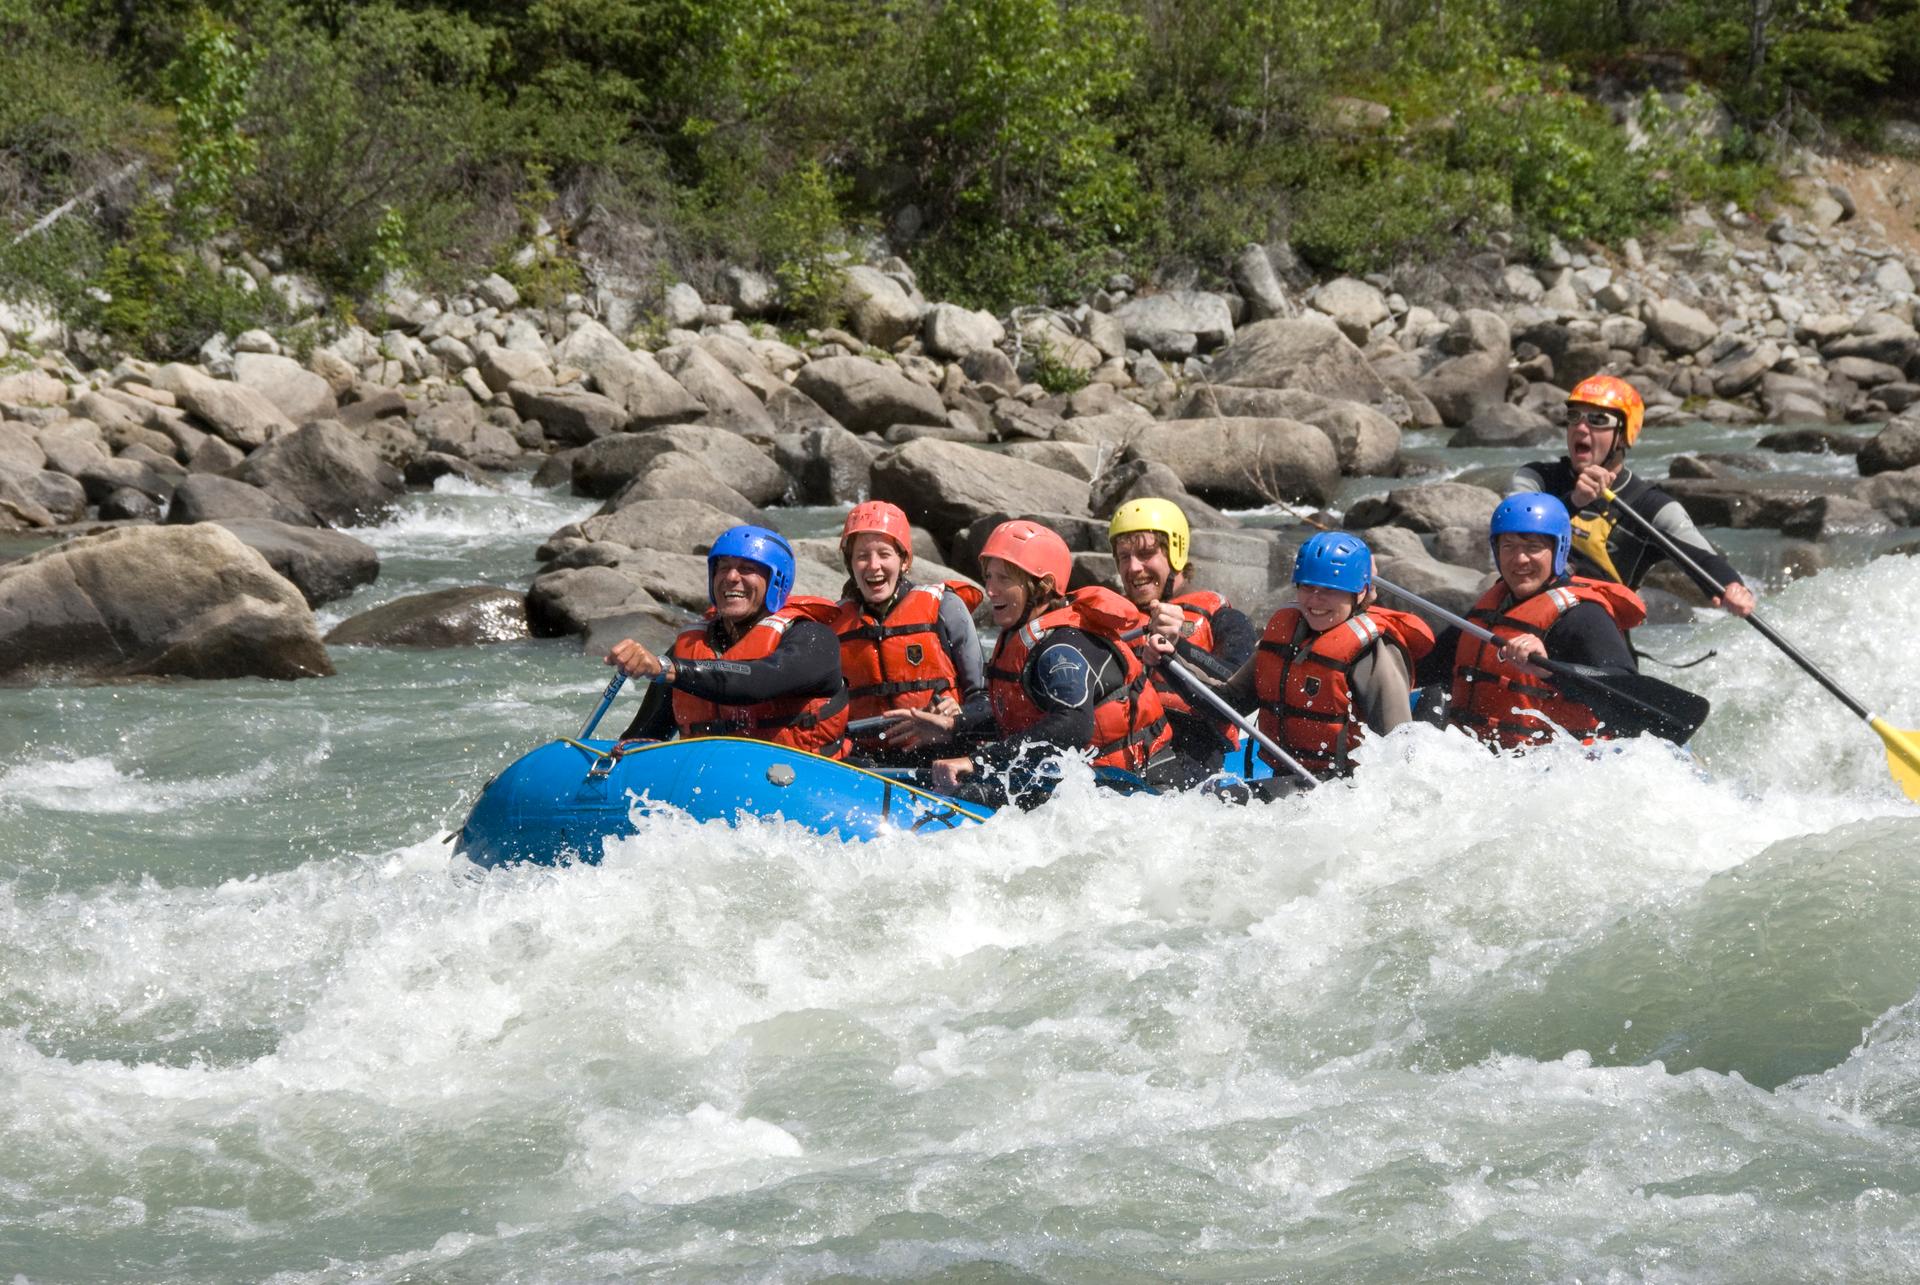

{"left": 1292, "top": 531, "right": 1373, "bottom": 594}
{"left": 1488, "top": 494, "right": 1572, "bottom": 578}
{"left": 707, "top": 524, "right": 796, "bottom": 613}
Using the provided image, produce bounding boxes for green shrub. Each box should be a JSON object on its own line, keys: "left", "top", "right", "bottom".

{"left": 91, "top": 199, "right": 272, "bottom": 358}
{"left": 1027, "top": 336, "right": 1089, "bottom": 394}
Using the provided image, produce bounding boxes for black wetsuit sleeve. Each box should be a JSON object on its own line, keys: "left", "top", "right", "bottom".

{"left": 1644, "top": 492, "right": 1744, "bottom": 592}
{"left": 1543, "top": 602, "right": 1637, "bottom": 673}
{"left": 673, "top": 619, "right": 842, "bottom": 703}
{"left": 617, "top": 678, "right": 676, "bottom": 741}
{"left": 971, "top": 627, "right": 1113, "bottom": 770}
{"left": 1187, "top": 604, "right": 1257, "bottom": 675}
{"left": 1416, "top": 625, "right": 1463, "bottom": 687}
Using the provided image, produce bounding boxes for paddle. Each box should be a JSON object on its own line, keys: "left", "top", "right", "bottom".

{"left": 1370, "top": 574, "right": 1710, "bottom": 746}
{"left": 579, "top": 672, "right": 628, "bottom": 739}
{"left": 1600, "top": 485, "right": 1920, "bottom": 799}
{"left": 1159, "top": 656, "right": 1320, "bottom": 788}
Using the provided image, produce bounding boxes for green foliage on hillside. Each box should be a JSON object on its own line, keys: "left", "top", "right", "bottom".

{"left": 0, "top": 0, "right": 1914, "bottom": 353}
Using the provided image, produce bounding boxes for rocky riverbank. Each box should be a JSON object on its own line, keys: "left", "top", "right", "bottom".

{"left": 6, "top": 168, "right": 1920, "bottom": 683}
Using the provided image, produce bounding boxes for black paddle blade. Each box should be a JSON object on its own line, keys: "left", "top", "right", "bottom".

{"left": 1540, "top": 660, "right": 1711, "bottom": 745}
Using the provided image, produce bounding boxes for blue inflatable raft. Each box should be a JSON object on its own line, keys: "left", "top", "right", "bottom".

{"left": 456, "top": 735, "right": 993, "bottom": 868}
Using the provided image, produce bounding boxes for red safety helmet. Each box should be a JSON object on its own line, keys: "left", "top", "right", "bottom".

{"left": 1567, "top": 374, "right": 1645, "bottom": 446}
{"left": 979, "top": 518, "right": 1072, "bottom": 593}
{"left": 840, "top": 501, "right": 913, "bottom": 566}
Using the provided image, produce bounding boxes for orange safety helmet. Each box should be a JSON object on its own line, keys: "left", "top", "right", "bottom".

{"left": 841, "top": 500, "right": 913, "bottom": 566}
{"left": 1567, "top": 374, "right": 1645, "bottom": 447}
{"left": 979, "top": 519, "right": 1072, "bottom": 593}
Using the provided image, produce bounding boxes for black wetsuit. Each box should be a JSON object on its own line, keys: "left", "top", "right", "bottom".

{"left": 952, "top": 625, "right": 1199, "bottom": 807}
{"left": 1510, "top": 460, "right": 1745, "bottom": 596}
{"left": 618, "top": 618, "right": 844, "bottom": 741}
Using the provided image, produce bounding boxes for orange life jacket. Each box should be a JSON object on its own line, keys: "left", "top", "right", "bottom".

{"left": 1252, "top": 605, "right": 1436, "bottom": 775}
{"left": 669, "top": 597, "right": 849, "bottom": 758}
{"left": 985, "top": 585, "right": 1174, "bottom": 772}
{"left": 1449, "top": 577, "right": 1647, "bottom": 749}
{"left": 1126, "top": 587, "right": 1244, "bottom": 750}
{"left": 831, "top": 580, "right": 985, "bottom": 750}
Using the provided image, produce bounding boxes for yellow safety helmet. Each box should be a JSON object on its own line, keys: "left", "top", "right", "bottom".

{"left": 1108, "top": 497, "right": 1190, "bottom": 572}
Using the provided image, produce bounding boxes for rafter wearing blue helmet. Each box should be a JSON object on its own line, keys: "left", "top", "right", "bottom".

{"left": 606, "top": 524, "right": 849, "bottom": 758}
{"left": 1487, "top": 494, "right": 1572, "bottom": 579}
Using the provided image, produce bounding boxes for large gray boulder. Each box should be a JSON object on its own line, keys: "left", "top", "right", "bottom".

{"left": 1346, "top": 481, "right": 1503, "bottom": 533}
{"left": 1859, "top": 417, "right": 1920, "bottom": 476}
{"left": 602, "top": 453, "right": 764, "bottom": 521}
{"left": 656, "top": 345, "right": 776, "bottom": 437}
{"left": 1452, "top": 403, "right": 1557, "bottom": 448}
{"left": 232, "top": 352, "right": 338, "bottom": 425}
{"left": 1415, "top": 351, "right": 1509, "bottom": 427}
{"left": 571, "top": 425, "right": 789, "bottom": 505}
{"left": 1309, "top": 277, "right": 1390, "bottom": 343}
{"left": 150, "top": 363, "right": 295, "bottom": 450}
{"left": 794, "top": 357, "right": 947, "bottom": 434}
{"left": 527, "top": 565, "right": 663, "bottom": 637}
{"left": 0, "top": 467, "right": 84, "bottom": 530}
{"left": 1113, "top": 291, "right": 1235, "bottom": 355}
{"left": 774, "top": 423, "right": 876, "bottom": 504}
{"left": 1128, "top": 417, "right": 1340, "bottom": 508}
{"left": 1644, "top": 297, "right": 1719, "bottom": 356}
{"left": 168, "top": 474, "right": 320, "bottom": 527}
{"left": 923, "top": 304, "right": 1006, "bottom": 359}
{"left": 870, "top": 438, "right": 1091, "bottom": 542}
{"left": 506, "top": 384, "right": 628, "bottom": 445}
{"left": 1177, "top": 385, "right": 1400, "bottom": 476}
{"left": 210, "top": 518, "right": 379, "bottom": 607}
{"left": 229, "top": 419, "right": 403, "bottom": 525}
{"left": 1209, "top": 316, "right": 1391, "bottom": 404}
{"left": 475, "top": 346, "right": 555, "bottom": 393}
{"left": 0, "top": 524, "right": 332, "bottom": 682}
{"left": 325, "top": 586, "right": 529, "bottom": 647}
{"left": 576, "top": 497, "right": 741, "bottom": 552}
{"left": 839, "top": 266, "right": 925, "bottom": 348}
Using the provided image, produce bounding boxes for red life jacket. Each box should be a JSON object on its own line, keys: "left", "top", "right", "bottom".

{"left": 1251, "top": 605, "right": 1436, "bottom": 775}
{"left": 1126, "top": 587, "right": 1244, "bottom": 750}
{"left": 668, "top": 597, "right": 849, "bottom": 759}
{"left": 831, "top": 580, "right": 985, "bottom": 750}
{"left": 985, "top": 585, "right": 1174, "bottom": 772}
{"left": 1449, "top": 577, "right": 1647, "bottom": 749}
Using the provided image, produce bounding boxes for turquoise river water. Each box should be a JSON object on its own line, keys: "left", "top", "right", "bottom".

{"left": 5, "top": 427, "right": 1920, "bottom": 1281}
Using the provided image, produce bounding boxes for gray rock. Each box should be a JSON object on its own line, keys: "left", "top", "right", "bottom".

{"left": 1663, "top": 474, "right": 1862, "bottom": 530}
{"left": 1415, "top": 351, "right": 1509, "bottom": 427}
{"left": 871, "top": 438, "right": 1091, "bottom": 542}
{"left": 232, "top": 352, "right": 338, "bottom": 426}
{"left": 1873, "top": 259, "right": 1916, "bottom": 295}
{"left": 840, "top": 266, "right": 924, "bottom": 348}
{"left": 1310, "top": 277, "right": 1390, "bottom": 342}
{"left": 923, "top": 303, "right": 1006, "bottom": 359}
{"left": 476, "top": 346, "right": 555, "bottom": 393}
{"left": 577, "top": 496, "right": 743, "bottom": 553}
{"left": 1644, "top": 297, "right": 1719, "bottom": 356}
{"left": 1756, "top": 428, "right": 1865, "bottom": 456}
{"left": 1003, "top": 440, "right": 1102, "bottom": 479}
{"left": 229, "top": 419, "right": 404, "bottom": 525}
{"left": 326, "top": 585, "right": 528, "bottom": 647}
{"left": 1452, "top": 403, "right": 1558, "bottom": 448}
{"left": 774, "top": 423, "right": 876, "bottom": 504}
{"left": 0, "top": 524, "right": 332, "bottom": 682}
{"left": 764, "top": 384, "right": 842, "bottom": 435}
{"left": 960, "top": 347, "right": 1021, "bottom": 394}
{"left": 572, "top": 424, "right": 788, "bottom": 504}
{"left": 1859, "top": 463, "right": 1920, "bottom": 524}
{"left": 1114, "top": 291, "right": 1235, "bottom": 354}
{"left": 1087, "top": 458, "right": 1233, "bottom": 532}
{"left": 595, "top": 446, "right": 761, "bottom": 518}
{"left": 656, "top": 344, "right": 776, "bottom": 436}
{"left": 151, "top": 363, "right": 295, "bottom": 450}
{"left": 1710, "top": 340, "right": 1781, "bottom": 398}
{"left": 557, "top": 321, "right": 707, "bottom": 428}
{"left": 1859, "top": 417, "right": 1920, "bottom": 476}
{"left": 1346, "top": 481, "right": 1502, "bottom": 533}
{"left": 474, "top": 273, "right": 521, "bottom": 311}
{"left": 1129, "top": 417, "right": 1340, "bottom": 508}
{"left": 0, "top": 426, "right": 47, "bottom": 474}
{"left": 211, "top": 518, "right": 380, "bottom": 606}
{"left": 166, "top": 474, "right": 319, "bottom": 527}
{"left": 1210, "top": 316, "right": 1391, "bottom": 404}
{"left": 1830, "top": 355, "right": 1905, "bottom": 387}
{"left": 794, "top": 356, "right": 947, "bottom": 433}
{"left": 527, "top": 565, "right": 662, "bottom": 637}
{"left": 1232, "top": 244, "right": 1293, "bottom": 321}
{"left": 719, "top": 266, "right": 777, "bottom": 316}
{"left": 1179, "top": 385, "right": 1399, "bottom": 476}
{"left": 662, "top": 282, "right": 706, "bottom": 329}
{"left": 506, "top": 384, "right": 627, "bottom": 445}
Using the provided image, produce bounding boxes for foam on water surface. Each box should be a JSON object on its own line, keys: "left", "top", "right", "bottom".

{"left": 5, "top": 483, "right": 1920, "bottom": 1280}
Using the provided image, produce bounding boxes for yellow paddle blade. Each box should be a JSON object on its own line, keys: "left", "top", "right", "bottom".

{"left": 1869, "top": 717, "right": 1920, "bottom": 803}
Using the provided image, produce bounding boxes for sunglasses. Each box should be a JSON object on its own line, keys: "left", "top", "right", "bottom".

{"left": 1569, "top": 408, "right": 1624, "bottom": 432}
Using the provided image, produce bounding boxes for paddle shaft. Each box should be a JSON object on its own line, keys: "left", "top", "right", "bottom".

{"left": 1598, "top": 487, "right": 1876, "bottom": 722}
{"left": 1370, "top": 575, "right": 1496, "bottom": 647}
{"left": 1160, "top": 656, "right": 1319, "bottom": 788}
{"left": 579, "top": 672, "right": 628, "bottom": 739}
